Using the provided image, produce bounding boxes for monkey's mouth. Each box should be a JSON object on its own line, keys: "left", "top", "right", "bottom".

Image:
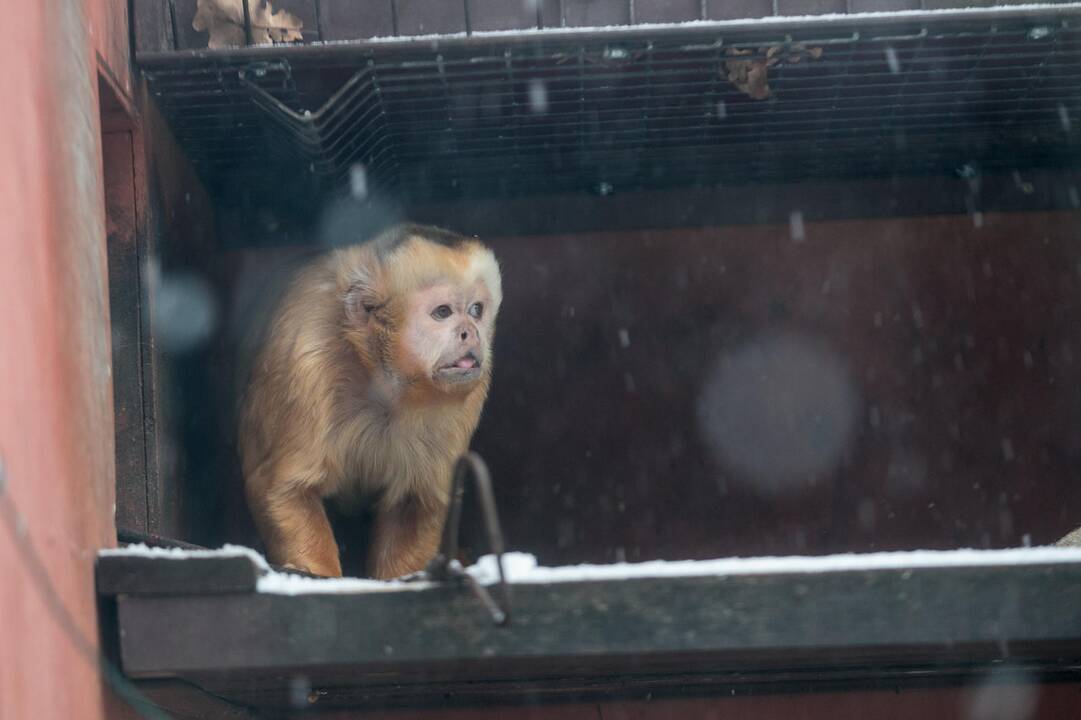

{"left": 436, "top": 353, "right": 482, "bottom": 382}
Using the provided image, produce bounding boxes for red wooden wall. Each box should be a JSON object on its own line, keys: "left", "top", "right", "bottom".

{"left": 0, "top": 1, "right": 126, "bottom": 717}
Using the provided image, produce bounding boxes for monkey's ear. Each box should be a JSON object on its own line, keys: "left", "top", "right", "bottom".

{"left": 344, "top": 282, "right": 384, "bottom": 325}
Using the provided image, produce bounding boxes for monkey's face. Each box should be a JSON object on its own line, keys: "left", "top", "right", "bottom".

{"left": 340, "top": 230, "right": 501, "bottom": 394}
{"left": 402, "top": 279, "right": 496, "bottom": 392}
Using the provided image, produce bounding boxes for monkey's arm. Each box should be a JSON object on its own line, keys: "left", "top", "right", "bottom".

{"left": 368, "top": 493, "right": 448, "bottom": 579}
{"left": 245, "top": 471, "right": 343, "bottom": 577}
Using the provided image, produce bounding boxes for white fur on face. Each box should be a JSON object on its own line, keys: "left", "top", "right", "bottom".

{"left": 467, "top": 249, "right": 502, "bottom": 311}
{"left": 403, "top": 280, "right": 496, "bottom": 376}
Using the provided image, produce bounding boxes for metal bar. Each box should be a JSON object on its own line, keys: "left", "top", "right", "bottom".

{"left": 423, "top": 452, "right": 510, "bottom": 626}
{"left": 150, "top": 43, "right": 1081, "bottom": 92}
{"left": 148, "top": 33, "right": 1076, "bottom": 91}
{"left": 161, "top": 71, "right": 1081, "bottom": 121}
{"left": 136, "top": 3, "right": 1081, "bottom": 66}
{"left": 241, "top": 0, "right": 254, "bottom": 46}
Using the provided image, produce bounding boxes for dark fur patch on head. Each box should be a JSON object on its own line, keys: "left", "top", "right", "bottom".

{"left": 372, "top": 223, "right": 465, "bottom": 260}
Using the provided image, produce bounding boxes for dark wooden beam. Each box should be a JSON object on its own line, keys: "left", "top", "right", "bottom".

{"left": 135, "top": 680, "right": 258, "bottom": 719}
{"left": 97, "top": 554, "right": 260, "bottom": 596}
{"left": 181, "top": 663, "right": 1081, "bottom": 713}
{"left": 132, "top": 0, "right": 176, "bottom": 54}
{"left": 115, "top": 562, "right": 1081, "bottom": 676}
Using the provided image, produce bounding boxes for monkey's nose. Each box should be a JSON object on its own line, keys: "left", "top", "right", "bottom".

{"left": 456, "top": 325, "right": 481, "bottom": 351}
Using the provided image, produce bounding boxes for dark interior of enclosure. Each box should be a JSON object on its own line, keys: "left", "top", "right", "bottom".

{"left": 127, "top": 14, "right": 1081, "bottom": 571}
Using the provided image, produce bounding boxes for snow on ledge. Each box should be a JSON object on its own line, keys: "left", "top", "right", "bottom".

{"left": 99, "top": 542, "right": 270, "bottom": 568}
{"left": 101, "top": 543, "right": 1081, "bottom": 596}
{"left": 256, "top": 570, "right": 431, "bottom": 595}
{"left": 98, "top": 543, "right": 430, "bottom": 595}
{"left": 304, "top": 3, "right": 1081, "bottom": 48}
{"left": 466, "top": 547, "right": 1081, "bottom": 586}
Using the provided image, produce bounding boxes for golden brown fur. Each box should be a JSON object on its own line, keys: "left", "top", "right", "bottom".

{"left": 239, "top": 224, "right": 501, "bottom": 578}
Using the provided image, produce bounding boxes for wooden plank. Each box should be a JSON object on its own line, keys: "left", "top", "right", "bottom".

{"left": 466, "top": 0, "right": 540, "bottom": 31}
{"left": 538, "top": 0, "right": 562, "bottom": 28}
{"left": 116, "top": 563, "right": 1081, "bottom": 679}
{"left": 103, "top": 128, "right": 149, "bottom": 536}
{"left": 777, "top": 0, "right": 848, "bottom": 15}
{"left": 133, "top": 0, "right": 176, "bottom": 54}
{"left": 850, "top": 0, "right": 920, "bottom": 10}
{"left": 562, "top": 0, "right": 631, "bottom": 26}
{"left": 171, "top": 0, "right": 206, "bottom": 49}
{"left": 396, "top": 0, "right": 467, "bottom": 35}
{"left": 190, "top": 674, "right": 1081, "bottom": 715}
{"left": 317, "top": 0, "right": 395, "bottom": 41}
{"left": 97, "top": 554, "right": 260, "bottom": 596}
{"left": 705, "top": 0, "right": 773, "bottom": 19}
{"left": 633, "top": 0, "right": 703, "bottom": 24}
{"left": 188, "top": 683, "right": 1081, "bottom": 719}
{"left": 136, "top": 680, "right": 258, "bottom": 718}
{"left": 136, "top": 94, "right": 221, "bottom": 541}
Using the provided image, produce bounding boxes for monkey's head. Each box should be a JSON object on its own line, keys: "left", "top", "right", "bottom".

{"left": 337, "top": 224, "right": 502, "bottom": 396}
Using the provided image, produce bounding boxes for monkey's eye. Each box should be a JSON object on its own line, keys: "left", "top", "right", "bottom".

{"left": 431, "top": 305, "right": 453, "bottom": 321}
{"left": 469, "top": 302, "right": 484, "bottom": 319}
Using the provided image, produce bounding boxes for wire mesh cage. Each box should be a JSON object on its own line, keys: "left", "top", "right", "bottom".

{"left": 142, "top": 13, "right": 1081, "bottom": 205}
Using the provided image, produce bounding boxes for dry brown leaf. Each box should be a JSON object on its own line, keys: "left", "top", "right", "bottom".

{"left": 785, "top": 44, "right": 825, "bottom": 63}
{"left": 723, "top": 44, "right": 824, "bottom": 100}
{"left": 193, "top": 0, "right": 303, "bottom": 49}
{"left": 722, "top": 48, "right": 774, "bottom": 100}
{"left": 192, "top": 0, "right": 245, "bottom": 48}
{"left": 722, "top": 43, "right": 821, "bottom": 99}
{"left": 252, "top": 0, "right": 304, "bottom": 44}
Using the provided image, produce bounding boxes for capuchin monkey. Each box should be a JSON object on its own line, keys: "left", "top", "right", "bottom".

{"left": 238, "top": 224, "right": 501, "bottom": 578}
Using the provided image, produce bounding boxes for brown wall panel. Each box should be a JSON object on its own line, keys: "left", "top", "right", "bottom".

{"left": 104, "top": 127, "right": 149, "bottom": 535}
{"left": 467, "top": 211, "right": 1081, "bottom": 565}
{"left": 136, "top": 94, "right": 221, "bottom": 540}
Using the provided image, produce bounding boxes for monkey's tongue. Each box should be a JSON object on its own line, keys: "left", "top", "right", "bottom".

{"left": 455, "top": 356, "right": 478, "bottom": 369}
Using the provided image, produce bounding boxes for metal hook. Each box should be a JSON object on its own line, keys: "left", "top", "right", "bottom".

{"left": 425, "top": 452, "right": 511, "bottom": 626}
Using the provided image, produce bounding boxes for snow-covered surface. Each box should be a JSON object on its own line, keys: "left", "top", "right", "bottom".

{"left": 99, "top": 542, "right": 270, "bottom": 567}
{"left": 99, "top": 543, "right": 431, "bottom": 594}
{"left": 293, "top": 3, "right": 1081, "bottom": 48}
{"left": 467, "top": 547, "right": 1081, "bottom": 585}
{"left": 256, "top": 570, "right": 431, "bottom": 595}
{"left": 101, "top": 543, "right": 1081, "bottom": 595}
